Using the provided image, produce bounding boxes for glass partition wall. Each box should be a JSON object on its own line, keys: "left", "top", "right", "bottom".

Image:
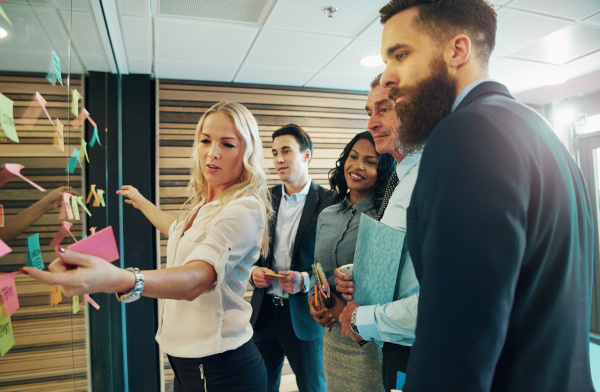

{"left": 0, "top": 1, "right": 116, "bottom": 390}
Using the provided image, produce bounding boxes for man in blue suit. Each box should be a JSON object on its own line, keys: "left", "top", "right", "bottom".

{"left": 250, "top": 124, "right": 332, "bottom": 392}
{"left": 378, "top": 0, "right": 595, "bottom": 391}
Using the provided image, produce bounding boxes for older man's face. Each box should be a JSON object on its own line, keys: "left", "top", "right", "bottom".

{"left": 365, "top": 84, "right": 401, "bottom": 157}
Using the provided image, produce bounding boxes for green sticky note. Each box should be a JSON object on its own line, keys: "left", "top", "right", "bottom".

{"left": 0, "top": 5, "right": 12, "bottom": 27}
{"left": 0, "top": 92, "right": 18, "bottom": 143}
{"left": 26, "top": 233, "right": 44, "bottom": 270}
{"left": 46, "top": 50, "right": 63, "bottom": 86}
{"left": 0, "top": 305, "right": 15, "bottom": 357}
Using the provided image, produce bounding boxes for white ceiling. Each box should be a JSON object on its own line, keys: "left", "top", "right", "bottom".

{"left": 0, "top": 0, "right": 599, "bottom": 106}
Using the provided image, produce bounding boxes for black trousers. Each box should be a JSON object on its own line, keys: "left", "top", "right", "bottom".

{"left": 167, "top": 339, "right": 267, "bottom": 392}
{"left": 252, "top": 295, "right": 325, "bottom": 392}
{"left": 382, "top": 342, "right": 411, "bottom": 392}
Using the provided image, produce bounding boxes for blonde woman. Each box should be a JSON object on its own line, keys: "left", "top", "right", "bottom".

{"left": 23, "top": 102, "right": 272, "bottom": 392}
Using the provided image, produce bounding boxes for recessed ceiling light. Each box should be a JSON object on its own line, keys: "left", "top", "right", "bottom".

{"left": 0, "top": 27, "right": 7, "bottom": 39}
{"left": 360, "top": 55, "right": 383, "bottom": 67}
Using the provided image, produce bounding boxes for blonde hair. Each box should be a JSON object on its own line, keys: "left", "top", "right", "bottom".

{"left": 184, "top": 101, "right": 272, "bottom": 256}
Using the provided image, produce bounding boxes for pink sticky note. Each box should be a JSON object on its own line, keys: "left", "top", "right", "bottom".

{"left": 0, "top": 164, "right": 46, "bottom": 192}
{"left": 49, "top": 221, "right": 77, "bottom": 246}
{"left": 84, "top": 294, "right": 100, "bottom": 310}
{"left": 35, "top": 91, "right": 55, "bottom": 128}
{"left": 68, "top": 226, "right": 119, "bottom": 263}
{"left": 0, "top": 239, "right": 10, "bottom": 258}
{"left": 0, "top": 272, "right": 20, "bottom": 316}
{"left": 62, "top": 193, "right": 73, "bottom": 219}
{"left": 20, "top": 98, "right": 43, "bottom": 130}
{"left": 83, "top": 108, "right": 97, "bottom": 129}
{"left": 71, "top": 111, "right": 85, "bottom": 129}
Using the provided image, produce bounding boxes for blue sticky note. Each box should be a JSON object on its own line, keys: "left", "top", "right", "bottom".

{"left": 66, "top": 154, "right": 78, "bottom": 173}
{"left": 89, "top": 127, "right": 102, "bottom": 147}
{"left": 396, "top": 371, "right": 406, "bottom": 390}
{"left": 25, "top": 233, "right": 44, "bottom": 270}
{"left": 46, "top": 50, "right": 63, "bottom": 86}
{"left": 352, "top": 214, "right": 405, "bottom": 306}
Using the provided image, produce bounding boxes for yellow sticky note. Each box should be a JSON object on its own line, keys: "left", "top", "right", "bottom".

{"left": 72, "top": 295, "right": 80, "bottom": 314}
{"left": 53, "top": 119, "right": 64, "bottom": 152}
{"left": 50, "top": 285, "right": 62, "bottom": 306}
{"left": 0, "top": 304, "right": 15, "bottom": 357}
{"left": 0, "top": 92, "right": 18, "bottom": 143}
{"left": 71, "top": 89, "right": 82, "bottom": 117}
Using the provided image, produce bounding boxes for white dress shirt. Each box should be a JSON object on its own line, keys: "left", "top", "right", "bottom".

{"left": 356, "top": 154, "right": 421, "bottom": 345}
{"left": 266, "top": 181, "right": 311, "bottom": 297}
{"left": 155, "top": 196, "right": 265, "bottom": 358}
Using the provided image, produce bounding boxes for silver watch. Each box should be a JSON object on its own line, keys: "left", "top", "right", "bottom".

{"left": 350, "top": 308, "right": 360, "bottom": 335}
{"left": 115, "top": 267, "right": 144, "bottom": 303}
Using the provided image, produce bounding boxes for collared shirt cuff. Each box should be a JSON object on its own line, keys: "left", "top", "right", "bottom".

{"left": 356, "top": 304, "right": 383, "bottom": 341}
{"left": 249, "top": 265, "right": 258, "bottom": 288}
{"left": 301, "top": 271, "right": 310, "bottom": 293}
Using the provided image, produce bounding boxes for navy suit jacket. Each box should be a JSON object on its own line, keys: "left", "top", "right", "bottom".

{"left": 404, "top": 82, "right": 595, "bottom": 391}
{"left": 250, "top": 181, "right": 335, "bottom": 341}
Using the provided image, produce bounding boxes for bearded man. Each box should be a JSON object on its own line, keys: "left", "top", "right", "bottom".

{"left": 378, "top": 0, "right": 595, "bottom": 391}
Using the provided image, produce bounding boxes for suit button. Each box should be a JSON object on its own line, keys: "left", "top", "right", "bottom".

{"left": 332, "top": 249, "right": 335, "bottom": 253}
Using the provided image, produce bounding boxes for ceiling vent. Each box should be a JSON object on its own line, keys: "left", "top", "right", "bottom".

{"left": 154, "top": 0, "right": 276, "bottom": 24}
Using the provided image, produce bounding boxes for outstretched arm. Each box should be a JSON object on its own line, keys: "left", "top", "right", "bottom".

{"left": 117, "top": 185, "right": 175, "bottom": 237}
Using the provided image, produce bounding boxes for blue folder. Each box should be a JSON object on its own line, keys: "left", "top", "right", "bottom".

{"left": 352, "top": 213, "right": 405, "bottom": 306}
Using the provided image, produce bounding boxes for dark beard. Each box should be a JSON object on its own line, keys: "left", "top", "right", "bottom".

{"left": 391, "top": 57, "right": 457, "bottom": 155}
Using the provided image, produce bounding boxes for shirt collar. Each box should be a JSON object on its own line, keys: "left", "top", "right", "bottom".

{"left": 282, "top": 179, "right": 311, "bottom": 203}
{"left": 451, "top": 78, "right": 496, "bottom": 113}
{"left": 396, "top": 153, "right": 421, "bottom": 182}
{"left": 341, "top": 194, "right": 375, "bottom": 212}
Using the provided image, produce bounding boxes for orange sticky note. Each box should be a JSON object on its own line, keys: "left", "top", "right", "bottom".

{"left": 71, "top": 110, "right": 85, "bottom": 129}
{"left": 0, "top": 204, "right": 3, "bottom": 227}
{"left": 20, "top": 97, "right": 43, "bottom": 130}
{"left": 50, "top": 285, "right": 62, "bottom": 306}
{"left": 53, "top": 119, "right": 64, "bottom": 152}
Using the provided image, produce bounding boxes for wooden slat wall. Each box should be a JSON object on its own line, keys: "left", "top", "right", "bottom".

{"left": 158, "top": 79, "right": 370, "bottom": 390}
{"left": 0, "top": 74, "right": 88, "bottom": 392}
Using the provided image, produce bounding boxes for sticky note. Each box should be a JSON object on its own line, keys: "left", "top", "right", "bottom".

{"left": 20, "top": 97, "right": 43, "bottom": 130}
{"left": 71, "top": 89, "right": 82, "bottom": 117}
{"left": 54, "top": 119, "right": 64, "bottom": 152}
{"left": 84, "top": 294, "right": 100, "bottom": 310}
{"left": 62, "top": 193, "right": 73, "bottom": 220}
{"left": 71, "top": 111, "right": 85, "bottom": 129}
{"left": 72, "top": 295, "right": 79, "bottom": 314}
{"left": 50, "top": 285, "right": 62, "bottom": 306}
{"left": 70, "top": 195, "right": 80, "bottom": 221}
{"left": 0, "top": 305, "right": 15, "bottom": 357}
{"left": 49, "top": 220, "right": 76, "bottom": 246}
{"left": 0, "top": 204, "right": 3, "bottom": 227}
{"left": 77, "top": 196, "right": 91, "bottom": 217}
{"left": 80, "top": 139, "right": 89, "bottom": 163}
{"left": 35, "top": 92, "right": 55, "bottom": 127}
{"left": 46, "top": 50, "right": 63, "bottom": 86}
{"left": 87, "top": 184, "right": 106, "bottom": 206}
{"left": 89, "top": 127, "right": 102, "bottom": 147}
{"left": 0, "top": 272, "right": 20, "bottom": 316}
{"left": 68, "top": 226, "right": 119, "bottom": 263}
{"left": 83, "top": 108, "right": 97, "bottom": 129}
{"left": 0, "top": 163, "right": 46, "bottom": 191}
{"left": 65, "top": 149, "right": 83, "bottom": 174}
{"left": 89, "top": 227, "right": 96, "bottom": 236}
{"left": 0, "top": 92, "right": 18, "bottom": 143}
{"left": 0, "top": 239, "right": 10, "bottom": 258}
{"left": 25, "top": 233, "right": 44, "bottom": 270}
{"left": 95, "top": 189, "right": 105, "bottom": 207}
{"left": 0, "top": 4, "right": 13, "bottom": 27}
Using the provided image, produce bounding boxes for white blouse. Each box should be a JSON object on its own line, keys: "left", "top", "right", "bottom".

{"left": 155, "top": 196, "right": 265, "bottom": 358}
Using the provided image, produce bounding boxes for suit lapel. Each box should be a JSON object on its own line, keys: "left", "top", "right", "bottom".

{"left": 291, "top": 181, "right": 318, "bottom": 263}
{"left": 266, "top": 185, "right": 283, "bottom": 268}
